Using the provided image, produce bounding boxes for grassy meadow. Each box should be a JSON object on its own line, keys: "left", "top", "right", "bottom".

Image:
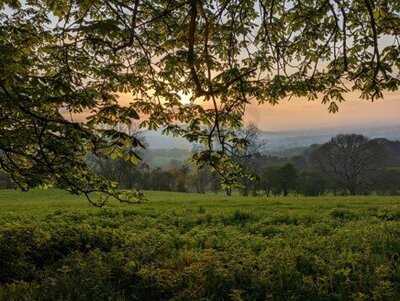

{"left": 1, "top": 189, "right": 400, "bottom": 300}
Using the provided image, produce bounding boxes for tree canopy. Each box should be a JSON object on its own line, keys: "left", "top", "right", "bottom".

{"left": 310, "top": 134, "right": 387, "bottom": 195}
{"left": 0, "top": 0, "right": 399, "bottom": 203}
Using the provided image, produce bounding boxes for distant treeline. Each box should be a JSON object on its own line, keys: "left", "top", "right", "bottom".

{"left": 87, "top": 133, "right": 400, "bottom": 196}
{"left": 1, "top": 134, "right": 400, "bottom": 196}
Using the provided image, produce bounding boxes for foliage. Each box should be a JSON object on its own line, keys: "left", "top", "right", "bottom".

{"left": 375, "top": 168, "right": 400, "bottom": 195}
{"left": 310, "top": 134, "right": 388, "bottom": 195}
{"left": 1, "top": 0, "right": 400, "bottom": 198}
{"left": 260, "top": 163, "right": 298, "bottom": 196}
{"left": 1, "top": 189, "right": 400, "bottom": 300}
{"left": 297, "top": 171, "right": 327, "bottom": 196}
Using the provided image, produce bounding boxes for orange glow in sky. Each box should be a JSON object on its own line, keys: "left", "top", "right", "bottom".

{"left": 119, "top": 91, "right": 400, "bottom": 131}
{"left": 69, "top": 91, "right": 400, "bottom": 132}
{"left": 244, "top": 91, "right": 400, "bottom": 131}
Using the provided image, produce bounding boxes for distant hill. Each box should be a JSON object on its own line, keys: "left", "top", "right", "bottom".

{"left": 142, "top": 130, "right": 192, "bottom": 150}
{"left": 141, "top": 148, "right": 191, "bottom": 168}
{"left": 261, "top": 124, "right": 400, "bottom": 154}
{"left": 141, "top": 131, "right": 400, "bottom": 168}
{"left": 142, "top": 125, "right": 400, "bottom": 156}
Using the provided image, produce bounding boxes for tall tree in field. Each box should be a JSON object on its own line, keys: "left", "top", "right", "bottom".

{"left": 310, "top": 134, "right": 387, "bottom": 195}
{"left": 1, "top": 0, "right": 399, "bottom": 203}
{"left": 278, "top": 163, "right": 298, "bottom": 196}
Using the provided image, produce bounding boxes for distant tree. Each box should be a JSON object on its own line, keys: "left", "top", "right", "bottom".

{"left": 261, "top": 166, "right": 280, "bottom": 197}
{"left": 375, "top": 168, "right": 400, "bottom": 195}
{"left": 298, "top": 171, "right": 327, "bottom": 196}
{"left": 278, "top": 163, "right": 298, "bottom": 196}
{"left": 310, "top": 134, "right": 387, "bottom": 195}
{"left": 291, "top": 155, "right": 308, "bottom": 170}
{"left": 171, "top": 165, "right": 189, "bottom": 192}
{"left": 150, "top": 168, "right": 174, "bottom": 191}
{"left": 190, "top": 165, "right": 214, "bottom": 194}
{"left": 231, "top": 124, "right": 265, "bottom": 196}
{"left": 209, "top": 172, "right": 221, "bottom": 194}
{"left": 261, "top": 164, "right": 298, "bottom": 196}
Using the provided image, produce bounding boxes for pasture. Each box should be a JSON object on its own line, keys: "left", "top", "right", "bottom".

{"left": 1, "top": 189, "right": 400, "bottom": 300}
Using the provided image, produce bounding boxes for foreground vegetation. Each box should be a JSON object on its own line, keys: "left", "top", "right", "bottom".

{"left": 1, "top": 189, "right": 400, "bottom": 300}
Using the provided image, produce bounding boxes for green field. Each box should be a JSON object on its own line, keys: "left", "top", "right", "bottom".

{"left": 1, "top": 189, "right": 400, "bottom": 300}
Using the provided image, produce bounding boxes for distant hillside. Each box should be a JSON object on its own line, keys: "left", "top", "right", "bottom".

{"left": 142, "top": 130, "right": 192, "bottom": 150}
{"left": 261, "top": 125, "right": 400, "bottom": 154}
{"left": 142, "top": 125, "right": 400, "bottom": 157}
{"left": 142, "top": 148, "right": 191, "bottom": 168}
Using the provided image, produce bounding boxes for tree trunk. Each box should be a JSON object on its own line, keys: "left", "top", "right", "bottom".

{"left": 283, "top": 188, "right": 288, "bottom": 196}
{"left": 265, "top": 186, "right": 271, "bottom": 197}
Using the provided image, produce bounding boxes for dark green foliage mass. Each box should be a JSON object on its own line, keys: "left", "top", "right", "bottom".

{"left": 310, "top": 134, "right": 389, "bottom": 195}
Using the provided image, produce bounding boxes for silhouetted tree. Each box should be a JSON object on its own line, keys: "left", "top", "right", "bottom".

{"left": 261, "top": 167, "right": 279, "bottom": 197}
{"left": 260, "top": 164, "right": 298, "bottom": 196}
{"left": 278, "top": 163, "right": 298, "bottom": 196}
{"left": 298, "top": 171, "right": 326, "bottom": 196}
{"left": 310, "top": 134, "right": 387, "bottom": 195}
{"left": 375, "top": 168, "right": 400, "bottom": 195}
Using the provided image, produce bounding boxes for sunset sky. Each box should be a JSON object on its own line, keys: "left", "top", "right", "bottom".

{"left": 77, "top": 91, "right": 400, "bottom": 133}
{"left": 244, "top": 91, "right": 400, "bottom": 131}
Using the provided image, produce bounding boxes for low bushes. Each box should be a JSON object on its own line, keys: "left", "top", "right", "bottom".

{"left": 0, "top": 194, "right": 400, "bottom": 300}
